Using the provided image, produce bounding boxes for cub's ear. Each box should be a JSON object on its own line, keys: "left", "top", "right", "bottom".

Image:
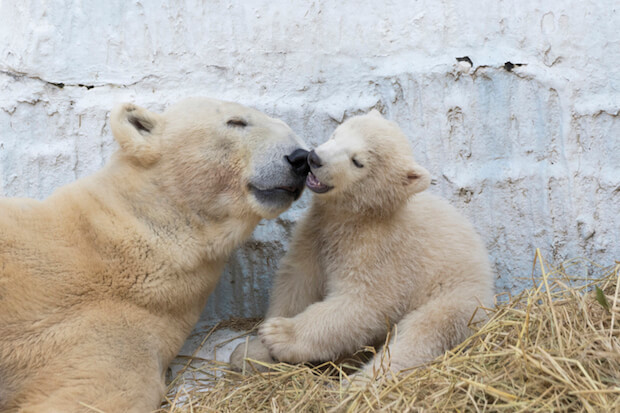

{"left": 404, "top": 163, "right": 431, "bottom": 194}
{"left": 110, "top": 103, "right": 164, "bottom": 167}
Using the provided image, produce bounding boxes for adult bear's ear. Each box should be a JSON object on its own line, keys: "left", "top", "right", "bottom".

{"left": 404, "top": 162, "right": 431, "bottom": 194}
{"left": 110, "top": 103, "right": 164, "bottom": 167}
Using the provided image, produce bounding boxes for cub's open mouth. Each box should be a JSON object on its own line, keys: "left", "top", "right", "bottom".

{"left": 306, "top": 171, "right": 333, "bottom": 194}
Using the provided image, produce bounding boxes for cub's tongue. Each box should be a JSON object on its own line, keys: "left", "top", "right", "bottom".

{"left": 306, "top": 172, "right": 331, "bottom": 193}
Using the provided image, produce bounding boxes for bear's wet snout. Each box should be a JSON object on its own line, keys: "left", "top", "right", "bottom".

{"left": 308, "top": 150, "right": 323, "bottom": 169}
{"left": 286, "top": 148, "right": 310, "bottom": 177}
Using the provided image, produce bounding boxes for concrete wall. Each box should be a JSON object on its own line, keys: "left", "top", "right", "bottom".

{"left": 1, "top": 0, "right": 618, "bottom": 325}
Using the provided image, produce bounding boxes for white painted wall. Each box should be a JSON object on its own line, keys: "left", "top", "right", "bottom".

{"left": 1, "top": 1, "right": 618, "bottom": 326}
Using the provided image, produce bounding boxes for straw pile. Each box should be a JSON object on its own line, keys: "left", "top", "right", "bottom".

{"left": 162, "top": 251, "right": 620, "bottom": 412}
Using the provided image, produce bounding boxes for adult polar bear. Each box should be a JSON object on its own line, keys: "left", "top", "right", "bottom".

{"left": 231, "top": 110, "right": 494, "bottom": 379}
{"left": 0, "top": 98, "right": 308, "bottom": 412}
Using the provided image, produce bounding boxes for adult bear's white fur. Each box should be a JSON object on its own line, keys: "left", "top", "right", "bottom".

{"left": 0, "top": 98, "right": 307, "bottom": 412}
{"left": 231, "top": 110, "right": 494, "bottom": 379}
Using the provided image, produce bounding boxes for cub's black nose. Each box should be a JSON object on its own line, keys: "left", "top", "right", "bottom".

{"left": 286, "top": 148, "right": 310, "bottom": 176}
{"left": 308, "top": 150, "right": 323, "bottom": 169}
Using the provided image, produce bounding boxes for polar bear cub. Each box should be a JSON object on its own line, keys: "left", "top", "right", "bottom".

{"left": 231, "top": 110, "right": 494, "bottom": 378}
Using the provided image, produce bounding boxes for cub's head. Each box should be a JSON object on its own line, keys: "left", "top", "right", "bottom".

{"left": 110, "top": 98, "right": 309, "bottom": 220}
{"left": 306, "top": 110, "right": 430, "bottom": 214}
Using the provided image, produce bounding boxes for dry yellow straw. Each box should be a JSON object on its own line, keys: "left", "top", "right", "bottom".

{"left": 161, "top": 254, "right": 620, "bottom": 412}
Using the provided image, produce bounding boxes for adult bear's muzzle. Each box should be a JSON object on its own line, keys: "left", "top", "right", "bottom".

{"left": 248, "top": 145, "right": 309, "bottom": 216}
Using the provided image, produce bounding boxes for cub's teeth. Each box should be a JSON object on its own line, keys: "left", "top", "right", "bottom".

{"left": 308, "top": 172, "right": 320, "bottom": 185}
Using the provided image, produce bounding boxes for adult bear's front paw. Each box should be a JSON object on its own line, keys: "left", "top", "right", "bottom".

{"left": 259, "top": 317, "right": 302, "bottom": 363}
{"left": 229, "top": 336, "right": 275, "bottom": 373}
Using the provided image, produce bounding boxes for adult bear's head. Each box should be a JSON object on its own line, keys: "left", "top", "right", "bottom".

{"left": 110, "top": 97, "right": 309, "bottom": 220}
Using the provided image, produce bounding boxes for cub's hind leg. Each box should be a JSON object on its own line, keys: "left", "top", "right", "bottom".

{"left": 362, "top": 291, "right": 487, "bottom": 379}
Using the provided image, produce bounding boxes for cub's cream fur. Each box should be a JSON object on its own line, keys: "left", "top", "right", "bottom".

{"left": 0, "top": 98, "right": 307, "bottom": 412}
{"left": 231, "top": 110, "right": 494, "bottom": 378}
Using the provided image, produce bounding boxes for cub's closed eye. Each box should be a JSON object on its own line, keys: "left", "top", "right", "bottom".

{"left": 352, "top": 158, "right": 364, "bottom": 168}
{"left": 227, "top": 118, "right": 248, "bottom": 128}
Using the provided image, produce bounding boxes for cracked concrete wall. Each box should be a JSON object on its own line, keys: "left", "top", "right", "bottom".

{"left": 1, "top": 1, "right": 619, "bottom": 327}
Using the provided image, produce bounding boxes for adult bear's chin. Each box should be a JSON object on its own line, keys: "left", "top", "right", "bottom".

{"left": 249, "top": 183, "right": 304, "bottom": 213}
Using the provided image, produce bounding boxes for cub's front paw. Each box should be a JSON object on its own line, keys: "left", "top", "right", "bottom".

{"left": 259, "top": 317, "right": 301, "bottom": 363}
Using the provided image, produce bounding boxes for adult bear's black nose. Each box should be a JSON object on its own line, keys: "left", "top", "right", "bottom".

{"left": 286, "top": 148, "right": 310, "bottom": 176}
{"left": 308, "top": 150, "right": 323, "bottom": 169}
